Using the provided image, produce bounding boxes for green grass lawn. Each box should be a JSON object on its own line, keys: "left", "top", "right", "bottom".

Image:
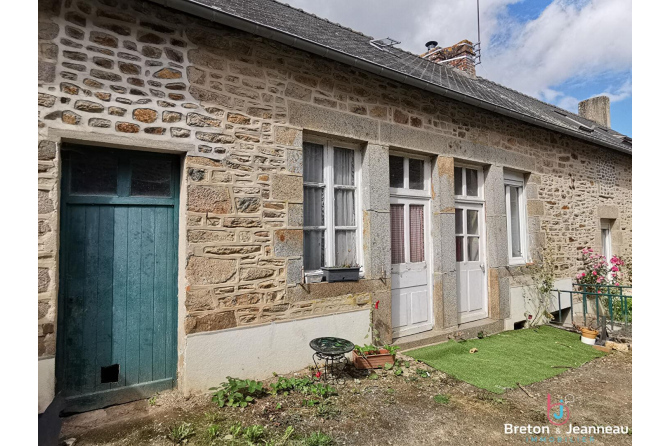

{"left": 406, "top": 326, "right": 605, "bottom": 393}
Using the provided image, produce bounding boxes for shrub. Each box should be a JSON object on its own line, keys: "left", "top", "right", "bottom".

{"left": 305, "top": 431, "right": 334, "bottom": 446}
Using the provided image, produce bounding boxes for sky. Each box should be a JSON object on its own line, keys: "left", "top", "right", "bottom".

{"left": 280, "top": 0, "right": 632, "bottom": 136}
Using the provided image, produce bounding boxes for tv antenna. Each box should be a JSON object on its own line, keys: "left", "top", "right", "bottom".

{"left": 473, "top": 0, "right": 482, "bottom": 65}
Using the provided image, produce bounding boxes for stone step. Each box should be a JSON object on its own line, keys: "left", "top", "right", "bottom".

{"left": 393, "top": 318, "right": 505, "bottom": 352}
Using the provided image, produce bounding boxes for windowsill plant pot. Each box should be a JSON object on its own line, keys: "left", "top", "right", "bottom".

{"left": 352, "top": 346, "right": 396, "bottom": 370}
{"left": 322, "top": 266, "right": 361, "bottom": 283}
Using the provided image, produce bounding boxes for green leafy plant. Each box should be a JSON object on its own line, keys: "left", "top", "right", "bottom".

{"left": 368, "top": 372, "right": 379, "bottom": 380}
{"left": 167, "top": 422, "right": 195, "bottom": 444}
{"left": 416, "top": 369, "right": 430, "bottom": 378}
{"left": 148, "top": 394, "right": 158, "bottom": 406}
{"left": 384, "top": 362, "right": 394, "bottom": 370}
{"left": 477, "top": 331, "right": 485, "bottom": 339}
{"left": 305, "top": 431, "right": 334, "bottom": 446}
{"left": 206, "top": 424, "right": 221, "bottom": 441}
{"left": 522, "top": 247, "right": 557, "bottom": 327}
{"left": 230, "top": 421, "right": 243, "bottom": 438}
{"left": 394, "top": 368, "right": 403, "bottom": 376}
{"left": 383, "top": 344, "right": 399, "bottom": 355}
{"left": 269, "top": 377, "right": 336, "bottom": 398}
{"left": 210, "top": 377, "right": 266, "bottom": 408}
{"left": 316, "top": 399, "right": 340, "bottom": 419}
{"left": 275, "top": 426, "right": 295, "bottom": 445}
{"left": 243, "top": 425, "right": 264, "bottom": 444}
{"left": 433, "top": 394, "right": 450, "bottom": 404}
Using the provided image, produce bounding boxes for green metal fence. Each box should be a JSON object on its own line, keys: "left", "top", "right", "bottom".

{"left": 551, "top": 284, "right": 632, "bottom": 337}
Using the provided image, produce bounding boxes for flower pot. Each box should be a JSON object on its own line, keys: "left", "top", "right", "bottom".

{"left": 322, "top": 266, "right": 360, "bottom": 283}
{"left": 580, "top": 327, "right": 598, "bottom": 345}
{"left": 352, "top": 349, "right": 395, "bottom": 369}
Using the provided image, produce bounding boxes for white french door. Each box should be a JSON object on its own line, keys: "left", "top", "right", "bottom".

{"left": 390, "top": 196, "right": 433, "bottom": 337}
{"left": 455, "top": 202, "right": 488, "bottom": 323}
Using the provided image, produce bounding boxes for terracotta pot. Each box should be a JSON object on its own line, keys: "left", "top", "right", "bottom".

{"left": 580, "top": 327, "right": 598, "bottom": 339}
{"left": 352, "top": 350, "right": 395, "bottom": 370}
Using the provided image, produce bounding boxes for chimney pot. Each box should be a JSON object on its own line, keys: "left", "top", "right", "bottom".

{"left": 425, "top": 41, "right": 438, "bottom": 51}
{"left": 578, "top": 96, "right": 611, "bottom": 128}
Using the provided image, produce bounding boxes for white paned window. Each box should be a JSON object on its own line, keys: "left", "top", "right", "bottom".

{"left": 454, "top": 165, "right": 484, "bottom": 200}
{"left": 504, "top": 170, "right": 528, "bottom": 265}
{"left": 303, "top": 138, "right": 361, "bottom": 275}
{"left": 601, "top": 220, "right": 612, "bottom": 263}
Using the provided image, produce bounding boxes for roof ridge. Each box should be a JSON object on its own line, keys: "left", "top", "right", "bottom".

{"left": 477, "top": 76, "right": 623, "bottom": 135}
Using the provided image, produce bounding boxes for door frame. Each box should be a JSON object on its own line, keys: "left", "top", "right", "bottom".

{"left": 389, "top": 151, "right": 434, "bottom": 338}
{"left": 55, "top": 144, "right": 181, "bottom": 413}
{"left": 454, "top": 163, "right": 489, "bottom": 325}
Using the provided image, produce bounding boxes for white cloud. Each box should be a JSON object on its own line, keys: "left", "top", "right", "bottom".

{"left": 280, "top": 0, "right": 631, "bottom": 108}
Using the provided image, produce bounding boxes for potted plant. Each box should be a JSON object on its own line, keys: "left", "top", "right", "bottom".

{"left": 575, "top": 320, "right": 599, "bottom": 345}
{"left": 322, "top": 264, "right": 361, "bottom": 283}
{"left": 352, "top": 344, "right": 398, "bottom": 369}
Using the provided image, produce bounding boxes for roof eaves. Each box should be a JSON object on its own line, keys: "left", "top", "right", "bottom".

{"left": 154, "top": 0, "right": 631, "bottom": 155}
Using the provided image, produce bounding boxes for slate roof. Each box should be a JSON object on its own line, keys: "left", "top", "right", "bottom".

{"left": 174, "top": 0, "right": 632, "bottom": 153}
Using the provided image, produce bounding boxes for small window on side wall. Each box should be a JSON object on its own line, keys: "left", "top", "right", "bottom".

{"left": 504, "top": 170, "right": 528, "bottom": 265}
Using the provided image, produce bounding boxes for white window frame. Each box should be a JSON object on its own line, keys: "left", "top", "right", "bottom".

{"left": 454, "top": 163, "right": 485, "bottom": 203}
{"left": 388, "top": 151, "right": 432, "bottom": 198}
{"left": 302, "top": 135, "right": 363, "bottom": 279}
{"left": 601, "top": 219, "right": 612, "bottom": 264}
{"left": 504, "top": 170, "right": 528, "bottom": 265}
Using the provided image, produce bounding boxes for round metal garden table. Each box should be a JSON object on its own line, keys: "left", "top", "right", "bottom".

{"left": 310, "top": 337, "right": 354, "bottom": 380}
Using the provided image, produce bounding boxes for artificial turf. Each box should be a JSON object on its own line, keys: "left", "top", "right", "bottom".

{"left": 406, "top": 325, "right": 606, "bottom": 393}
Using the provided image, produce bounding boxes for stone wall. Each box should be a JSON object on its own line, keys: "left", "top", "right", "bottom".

{"left": 38, "top": 0, "right": 632, "bottom": 361}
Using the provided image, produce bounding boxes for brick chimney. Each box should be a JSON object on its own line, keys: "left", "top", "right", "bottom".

{"left": 578, "top": 96, "right": 611, "bottom": 128}
{"left": 420, "top": 40, "right": 476, "bottom": 77}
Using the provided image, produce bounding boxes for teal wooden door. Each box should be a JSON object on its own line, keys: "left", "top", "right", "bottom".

{"left": 56, "top": 145, "right": 180, "bottom": 413}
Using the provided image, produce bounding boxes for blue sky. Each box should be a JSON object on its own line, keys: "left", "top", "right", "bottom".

{"left": 281, "top": 0, "right": 632, "bottom": 136}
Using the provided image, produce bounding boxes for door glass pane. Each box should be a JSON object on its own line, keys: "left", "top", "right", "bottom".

{"left": 70, "top": 151, "right": 118, "bottom": 195}
{"left": 456, "top": 236, "right": 464, "bottom": 262}
{"left": 389, "top": 156, "right": 404, "bottom": 188}
{"left": 334, "top": 147, "right": 354, "bottom": 186}
{"left": 466, "top": 168, "right": 478, "bottom": 196}
{"left": 303, "top": 186, "right": 324, "bottom": 226}
{"left": 303, "top": 142, "right": 324, "bottom": 183}
{"left": 454, "top": 166, "right": 462, "bottom": 195}
{"left": 468, "top": 237, "right": 480, "bottom": 261}
{"left": 408, "top": 159, "right": 424, "bottom": 190}
{"left": 334, "top": 189, "right": 355, "bottom": 226}
{"left": 455, "top": 208, "right": 463, "bottom": 234}
{"left": 509, "top": 186, "right": 522, "bottom": 257}
{"left": 303, "top": 230, "right": 324, "bottom": 271}
{"left": 130, "top": 158, "right": 172, "bottom": 197}
{"left": 390, "top": 204, "right": 405, "bottom": 264}
{"left": 409, "top": 205, "right": 425, "bottom": 262}
{"left": 467, "top": 209, "right": 478, "bottom": 235}
{"left": 335, "top": 230, "right": 357, "bottom": 266}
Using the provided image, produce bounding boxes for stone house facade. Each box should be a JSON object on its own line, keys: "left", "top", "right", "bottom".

{"left": 37, "top": 0, "right": 632, "bottom": 413}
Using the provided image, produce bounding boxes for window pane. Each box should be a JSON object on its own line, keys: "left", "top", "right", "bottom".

{"left": 70, "top": 151, "right": 118, "bottom": 195}
{"left": 408, "top": 158, "right": 424, "bottom": 190}
{"left": 335, "top": 230, "right": 357, "bottom": 266}
{"left": 303, "top": 230, "right": 324, "bottom": 271}
{"left": 456, "top": 236, "right": 464, "bottom": 262}
{"left": 130, "top": 158, "right": 172, "bottom": 197}
{"left": 509, "top": 186, "right": 522, "bottom": 258}
{"left": 468, "top": 237, "right": 479, "bottom": 261}
{"left": 334, "top": 147, "right": 354, "bottom": 186}
{"left": 467, "top": 209, "right": 478, "bottom": 235}
{"left": 389, "top": 156, "right": 404, "bottom": 188}
{"left": 455, "top": 208, "right": 463, "bottom": 234}
{"left": 466, "top": 168, "right": 478, "bottom": 196}
{"left": 303, "top": 186, "right": 324, "bottom": 226}
{"left": 391, "top": 204, "right": 405, "bottom": 264}
{"left": 454, "top": 166, "right": 462, "bottom": 195}
{"left": 409, "top": 205, "right": 425, "bottom": 262}
{"left": 303, "top": 142, "right": 324, "bottom": 183}
{"left": 334, "top": 189, "right": 355, "bottom": 226}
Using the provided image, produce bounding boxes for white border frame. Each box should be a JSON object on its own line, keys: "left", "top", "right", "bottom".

{"left": 389, "top": 151, "right": 432, "bottom": 198}
{"left": 302, "top": 135, "right": 364, "bottom": 279}
{"left": 504, "top": 170, "right": 529, "bottom": 266}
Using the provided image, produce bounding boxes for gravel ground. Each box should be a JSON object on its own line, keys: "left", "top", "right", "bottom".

{"left": 58, "top": 349, "right": 632, "bottom": 446}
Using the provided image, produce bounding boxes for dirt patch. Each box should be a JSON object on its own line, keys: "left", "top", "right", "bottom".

{"left": 59, "top": 351, "right": 632, "bottom": 445}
